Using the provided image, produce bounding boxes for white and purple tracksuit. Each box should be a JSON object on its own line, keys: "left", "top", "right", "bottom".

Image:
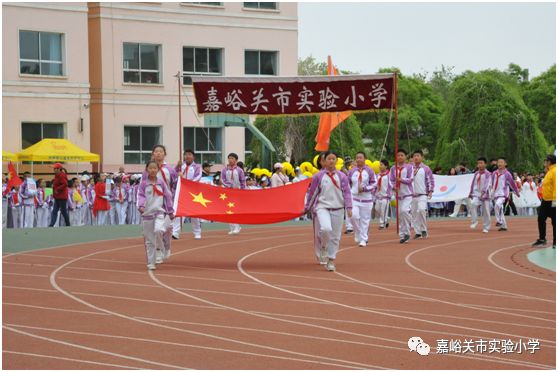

{"left": 469, "top": 169, "right": 493, "bottom": 230}
{"left": 221, "top": 165, "right": 246, "bottom": 233}
{"left": 19, "top": 179, "right": 37, "bottom": 228}
{"left": 411, "top": 163, "right": 435, "bottom": 235}
{"left": 112, "top": 183, "right": 129, "bottom": 225}
{"left": 374, "top": 171, "right": 393, "bottom": 228}
{"left": 137, "top": 178, "right": 174, "bottom": 266}
{"left": 305, "top": 169, "right": 353, "bottom": 260}
{"left": 389, "top": 163, "right": 414, "bottom": 239}
{"left": 491, "top": 169, "right": 519, "bottom": 229}
{"left": 348, "top": 165, "right": 377, "bottom": 245}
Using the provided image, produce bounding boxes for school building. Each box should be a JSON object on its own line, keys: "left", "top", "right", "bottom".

{"left": 2, "top": 2, "right": 298, "bottom": 174}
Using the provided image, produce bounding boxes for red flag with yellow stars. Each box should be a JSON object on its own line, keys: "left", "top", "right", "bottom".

{"left": 174, "top": 178, "right": 311, "bottom": 224}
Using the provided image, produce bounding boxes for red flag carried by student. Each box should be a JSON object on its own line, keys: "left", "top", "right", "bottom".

{"left": 174, "top": 178, "right": 311, "bottom": 224}
{"left": 314, "top": 56, "right": 352, "bottom": 151}
{"left": 4, "top": 162, "right": 22, "bottom": 195}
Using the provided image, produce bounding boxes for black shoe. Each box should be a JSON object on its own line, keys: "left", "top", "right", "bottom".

{"left": 385, "top": 223, "right": 389, "bottom": 228}
{"left": 378, "top": 226, "right": 385, "bottom": 230}
{"left": 421, "top": 231, "right": 428, "bottom": 239}
{"left": 400, "top": 234, "right": 410, "bottom": 244}
{"left": 495, "top": 222, "right": 502, "bottom": 227}
{"left": 172, "top": 235, "right": 179, "bottom": 240}
{"left": 498, "top": 227, "right": 508, "bottom": 231}
{"left": 413, "top": 234, "right": 422, "bottom": 240}
{"left": 344, "top": 229, "right": 353, "bottom": 234}
{"left": 532, "top": 239, "right": 547, "bottom": 247}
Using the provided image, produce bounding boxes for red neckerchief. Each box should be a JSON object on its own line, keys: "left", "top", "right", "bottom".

{"left": 13, "top": 192, "right": 19, "bottom": 205}
{"left": 494, "top": 170, "right": 504, "bottom": 191}
{"left": 477, "top": 170, "right": 485, "bottom": 188}
{"left": 159, "top": 164, "right": 168, "bottom": 186}
{"left": 396, "top": 165, "right": 404, "bottom": 188}
{"left": 378, "top": 171, "right": 388, "bottom": 190}
{"left": 119, "top": 187, "right": 123, "bottom": 202}
{"left": 326, "top": 171, "right": 340, "bottom": 190}
{"left": 184, "top": 162, "right": 191, "bottom": 179}
{"left": 151, "top": 182, "right": 164, "bottom": 196}
{"left": 413, "top": 164, "right": 421, "bottom": 176}
{"left": 357, "top": 167, "right": 364, "bottom": 186}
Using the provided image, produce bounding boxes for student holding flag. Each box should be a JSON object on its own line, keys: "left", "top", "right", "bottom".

{"left": 348, "top": 152, "right": 376, "bottom": 247}
{"left": 305, "top": 151, "right": 353, "bottom": 272}
{"left": 177, "top": 149, "right": 203, "bottom": 239}
{"left": 221, "top": 152, "right": 246, "bottom": 235}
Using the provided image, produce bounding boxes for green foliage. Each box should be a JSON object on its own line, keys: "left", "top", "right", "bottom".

{"left": 435, "top": 70, "right": 548, "bottom": 173}
{"left": 523, "top": 64, "right": 556, "bottom": 144}
{"left": 302, "top": 114, "right": 365, "bottom": 159}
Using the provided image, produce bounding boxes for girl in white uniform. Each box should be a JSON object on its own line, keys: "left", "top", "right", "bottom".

{"left": 375, "top": 160, "right": 392, "bottom": 229}
{"left": 35, "top": 179, "right": 50, "bottom": 228}
{"left": 348, "top": 152, "right": 377, "bottom": 247}
{"left": 137, "top": 160, "right": 175, "bottom": 270}
{"left": 521, "top": 174, "right": 541, "bottom": 216}
{"left": 305, "top": 152, "right": 353, "bottom": 272}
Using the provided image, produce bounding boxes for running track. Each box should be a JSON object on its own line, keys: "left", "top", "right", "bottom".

{"left": 2, "top": 218, "right": 555, "bottom": 369}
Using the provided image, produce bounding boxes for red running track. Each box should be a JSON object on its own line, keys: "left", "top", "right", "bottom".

{"left": 2, "top": 218, "right": 555, "bottom": 369}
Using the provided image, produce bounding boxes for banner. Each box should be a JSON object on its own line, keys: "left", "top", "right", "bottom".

{"left": 192, "top": 74, "right": 395, "bottom": 115}
{"left": 430, "top": 174, "right": 475, "bottom": 202}
{"left": 174, "top": 178, "right": 311, "bottom": 224}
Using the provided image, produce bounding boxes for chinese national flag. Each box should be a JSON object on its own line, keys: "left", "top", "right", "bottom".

{"left": 314, "top": 55, "right": 352, "bottom": 151}
{"left": 4, "top": 162, "right": 22, "bottom": 196}
{"left": 174, "top": 178, "right": 311, "bottom": 224}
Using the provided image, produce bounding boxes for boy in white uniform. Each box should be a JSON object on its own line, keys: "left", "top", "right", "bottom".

{"left": 348, "top": 152, "right": 377, "bottom": 247}
{"left": 389, "top": 149, "right": 414, "bottom": 244}
{"left": 375, "top": 159, "right": 392, "bottom": 229}
{"left": 411, "top": 150, "right": 435, "bottom": 239}
{"left": 177, "top": 149, "right": 203, "bottom": 239}
{"left": 492, "top": 157, "right": 520, "bottom": 231}
{"left": 468, "top": 157, "right": 492, "bottom": 233}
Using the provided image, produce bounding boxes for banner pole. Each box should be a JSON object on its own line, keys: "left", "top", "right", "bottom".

{"left": 393, "top": 72, "right": 399, "bottom": 237}
{"left": 177, "top": 71, "right": 183, "bottom": 162}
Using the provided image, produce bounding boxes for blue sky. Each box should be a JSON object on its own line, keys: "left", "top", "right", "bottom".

{"left": 298, "top": 2, "right": 556, "bottom": 78}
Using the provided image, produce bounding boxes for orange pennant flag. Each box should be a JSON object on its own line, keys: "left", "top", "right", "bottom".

{"left": 314, "top": 56, "right": 352, "bottom": 151}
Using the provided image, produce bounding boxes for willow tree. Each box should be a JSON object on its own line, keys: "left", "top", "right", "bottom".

{"left": 435, "top": 70, "right": 548, "bottom": 172}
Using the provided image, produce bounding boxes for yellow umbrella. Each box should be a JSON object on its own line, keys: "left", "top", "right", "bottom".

{"left": 16, "top": 138, "right": 100, "bottom": 162}
{"left": 2, "top": 150, "right": 17, "bottom": 162}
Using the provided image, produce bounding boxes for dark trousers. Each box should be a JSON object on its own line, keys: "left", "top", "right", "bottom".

{"left": 49, "top": 199, "right": 70, "bottom": 227}
{"left": 505, "top": 195, "right": 518, "bottom": 216}
{"left": 538, "top": 200, "right": 556, "bottom": 244}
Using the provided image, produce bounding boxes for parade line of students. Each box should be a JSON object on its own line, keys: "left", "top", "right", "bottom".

{"left": 3, "top": 146, "right": 555, "bottom": 271}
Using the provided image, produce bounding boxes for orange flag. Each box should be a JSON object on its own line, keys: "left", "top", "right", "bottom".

{"left": 314, "top": 56, "right": 352, "bottom": 151}
{"left": 174, "top": 178, "right": 311, "bottom": 224}
{"left": 4, "top": 162, "right": 22, "bottom": 196}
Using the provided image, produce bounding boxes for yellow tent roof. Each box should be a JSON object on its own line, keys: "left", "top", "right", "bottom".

{"left": 16, "top": 138, "right": 100, "bottom": 162}
{"left": 2, "top": 150, "right": 18, "bottom": 162}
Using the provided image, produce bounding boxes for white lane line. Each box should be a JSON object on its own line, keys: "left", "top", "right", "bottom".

{"left": 236, "top": 244, "right": 556, "bottom": 368}
{"left": 404, "top": 239, "right": 555, "bottom": 303}
{"left": 2, "top": 350, "right": 142, "bottom": 369}
{"left": 48, "top": 238, "right": 379, "bottom": 370}
{"left": 488, "top": 245, "right": 556, "bottom": 283}
{"left": 5, "top": 323, "right": 371, "bottom": 369}
{"left": 3, "top": 325, "right": 190, "bottom": 369}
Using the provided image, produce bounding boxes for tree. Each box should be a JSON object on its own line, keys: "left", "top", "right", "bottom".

{"left": 523, "top": 64, "right": 556, "bottom": 145}
{"left": 356, "top": 68, "right": 444, "bottom": 161}
{"left": 297, "top": 55, "right": 327, "bottom": 76}
{"left": 435, "top": 70, "right": 548, "bottom": 172}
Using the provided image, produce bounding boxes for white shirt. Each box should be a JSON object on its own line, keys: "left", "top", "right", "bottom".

{"left": 317, "top": 173, "right": 344, "bottom": 210}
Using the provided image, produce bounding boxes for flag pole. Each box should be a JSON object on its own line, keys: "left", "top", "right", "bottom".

{"left": 393, "top": 72, "right": 399, "bottom": 236}
{"left": 177, "top": 71, "right": 183, "bottom": 161}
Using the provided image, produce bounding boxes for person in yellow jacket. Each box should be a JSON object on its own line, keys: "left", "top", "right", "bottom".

{"left": 532, "top": 154, "right": 556, "bottom": 249}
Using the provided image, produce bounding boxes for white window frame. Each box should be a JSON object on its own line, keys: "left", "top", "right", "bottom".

{"left": 183, "top": 127, "right": 223, "bottom": 164}
{"left": 244, "top": 49, "right": 278, "bottom": 76}
{"left": 123, "top": 125, "right": 162, "bottom": 164}
{"left": 182, "top": 46, "right": 224, "bottom": 85}
{"left": 122, "top": 42, "right": 163, "bottom": 85}
{"left": 19, "top": 30, "right": 66, "bottom": 77}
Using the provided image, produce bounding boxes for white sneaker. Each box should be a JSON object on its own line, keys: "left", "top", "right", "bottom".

{"left": 228, "top": 230, "right": 234, "bottom": 235}
{"left": 449, "top": 213, "right": 458, "bottom": 218}
{"left": 470, "top": 221, "right": 478, "bottom": 229}
{"left": 194, "top": 234, "right": 201, "bottom": 240}
{"left": 235, "top": 227, "right": 242, "bottom": 234}
{"left": 319, "top": 248, "right": 327, "bottom": 265}
{"left": 359, "top": 241, "right": 366, "bottom": 247}
{"left": 354, "top": 235, "right": 360, "bottom": 244}
{"left": 163, "top": 250, "right": 171, "bottom": 261}
{"left": 326, "top": 261, "right": 336, "bottom": 272}
{"left": 155, "top": 250, "right": 163, "bottom": 264}
{"left": 147, "top": 264, "right": 156, "bottom": 270}
{"left": 482, "top": 229, "right": 489, "bottom": 233}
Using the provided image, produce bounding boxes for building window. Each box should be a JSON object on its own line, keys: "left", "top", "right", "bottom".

{"left": 183, "top": 47, "right": 223, "bottom": 85}
{"left": 245, "top": 128, "right": 253, "bottom": 157}
{"left": 245, "top": 50, "right": 277, "bottom": 75}
{"left": 244, "top": 2, "right": 277, "bottom": 10}
{"left": 21, "top": 122, "right": 64, "bottom": 149}
{"left": 124, "top": 126, "right": 161, "bottom": 164}
{"left": 182, "top": 2, "right": 223, "bottom": 6}
{"left": 19, "top": 31, "right": 64, "bottom": 76}
{"left": 184, "top": 127, "right": 222, "bottom": 164}
{"left": 123, "top": 43, "right": 161, "bottom": 84}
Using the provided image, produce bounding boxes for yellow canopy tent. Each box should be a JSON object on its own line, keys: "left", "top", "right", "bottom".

{"left": 16, "top": 138, "right": 100, "bottom": 162}
{"left": 2, "top": 150, "right": 18, "bottom": 162}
